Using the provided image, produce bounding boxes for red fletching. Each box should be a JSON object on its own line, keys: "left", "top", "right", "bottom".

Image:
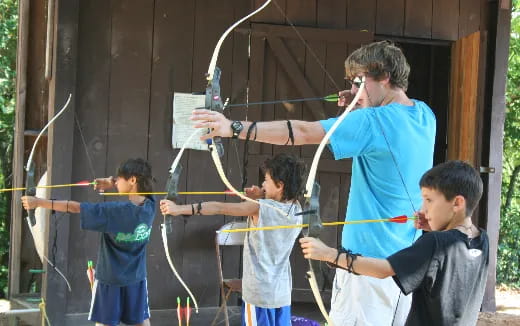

{"left": 75, "top": 180, "right": 92, "bottom": 185}
{"left": 389, "top": 215, "right": 409, "bottom": 223}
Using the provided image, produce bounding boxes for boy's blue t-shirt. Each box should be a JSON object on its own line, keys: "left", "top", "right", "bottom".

{"left": 80, "top": 196, "right": 156, "bottom": 286}
{"left": 320, "top": 100, "right": 436, "bottom": 258}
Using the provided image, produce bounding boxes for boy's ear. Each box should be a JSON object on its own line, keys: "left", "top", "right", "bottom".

{"left": 129, "top": 176, "right": 137, "bottom": 185}
{"left": 452, "top": 195, "right": 466, "bottom": 214}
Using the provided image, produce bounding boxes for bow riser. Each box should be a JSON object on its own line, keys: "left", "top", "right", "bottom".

{"left": 25, "top": 164, "right": 37, "bottom": 226}
{"left": 205, "top": 67, "right": 225, "bottom": 157}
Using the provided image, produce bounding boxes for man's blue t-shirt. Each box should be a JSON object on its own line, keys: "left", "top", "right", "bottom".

{"left": 80, "top": 196, "right": 156, "bottom": 286}
{"left": 320, "top": 100, "right": 436, "bottom": 258}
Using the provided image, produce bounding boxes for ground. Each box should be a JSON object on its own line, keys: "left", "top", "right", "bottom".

{"left": 0, "top": 286, "right": 519, "bottom": 325}
{"left": 477, "top": 287, "right": 520, "bottom": 326}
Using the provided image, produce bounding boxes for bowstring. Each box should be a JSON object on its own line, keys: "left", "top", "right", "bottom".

{"left": 74, "top": 113, "right": 97, "bottom": 181}
{"left": 366, "top": 88, "right": 419, "bottom": 326}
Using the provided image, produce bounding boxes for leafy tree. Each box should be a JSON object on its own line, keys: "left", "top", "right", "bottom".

{"left": 0, "top": 0, "right": 17, "bottom": 296}
{"left": 497, "top": 0, "right": 520, "bottom": 287}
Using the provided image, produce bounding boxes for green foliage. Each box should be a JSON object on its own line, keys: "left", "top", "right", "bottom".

{"left": 0, "top": 0, "right": 17, "bottom": 296}
{"left": 498, "top": 0, "right": 520, "bottom": 288}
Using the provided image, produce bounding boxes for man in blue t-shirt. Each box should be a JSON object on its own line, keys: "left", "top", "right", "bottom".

{"left": 190, "top": 40, "right": 436, "bottom": 326}
{"left": 22, "top": 158, "right": 156, "bottom": 326}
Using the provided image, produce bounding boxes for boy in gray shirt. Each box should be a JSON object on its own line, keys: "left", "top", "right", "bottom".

{"left": 160, "top": 153, "right": 305, "bottom": 326}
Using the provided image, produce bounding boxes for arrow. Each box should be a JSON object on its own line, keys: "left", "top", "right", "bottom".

{"left": 218, "top": 216, "right": 416, "bottom": 233}
{"left": 99, "top": 190, "right": 245, "bottom": 196}
{"left": 177, "top": 296, "right": 182, "bottom": 326}
{"left": 225, "top": 93, "right": 342, "bottom": 109}
{"left": 87, "top": 260, "right": 95, "bottom": 291}
{"left": 186, "top": 297, "right": 192, "bottom": 326}
{"left": 1, "top": 180, "right": 95, "bottom": 192}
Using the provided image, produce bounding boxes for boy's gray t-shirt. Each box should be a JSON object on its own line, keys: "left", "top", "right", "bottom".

{"left": 242, "top": 199, "right": 302, "bottom": 308}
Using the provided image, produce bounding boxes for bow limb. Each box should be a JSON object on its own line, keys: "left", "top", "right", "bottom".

{"left": 208, "top": 142, "right": 288, "bottom": 217}
{"left": 161, "top": 218, "right": 200, "bottom": 314}
{"left": 206, "top": 0, "right": 272, "bottom": 82}
{"left": 24, "top": 94, "right": 73, "bottom": 292}
{"left": 25, "top": 94, "right": 72, "bottom": 172}
{"left": 301, "top": 182, "right": 334, "bottom": 326}
{"left": 162, "top": 130, "right": 200, "bottom": 313}
{"left": 300, "top": 81, "right": 365, "bottom": 325}
{"left": 304, "top": 80, "right": 365, "bottom": 196}
{"left": 24, "top": 94, "right": 72, "bottom": 226}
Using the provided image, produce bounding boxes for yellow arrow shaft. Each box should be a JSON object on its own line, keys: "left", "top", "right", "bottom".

{"left": 219, "top": 217, "right": 416, "bottom": 233}
{"left": 0, "top": 183, "right": 94, "bottom": 192}
{"left": 99, "top": 191, "right": 244, "bottom": 196}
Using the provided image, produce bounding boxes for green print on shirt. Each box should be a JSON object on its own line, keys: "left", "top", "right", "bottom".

{"left": 115, "top": 223, "right": 151, "bottom": 242}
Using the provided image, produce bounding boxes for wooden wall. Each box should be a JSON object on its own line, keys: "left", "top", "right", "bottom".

{"left": 65, "top": 0, "right": 457, "bottom": 314}
{"left": 254, "top": 0, "right": 481, "bottom": 40}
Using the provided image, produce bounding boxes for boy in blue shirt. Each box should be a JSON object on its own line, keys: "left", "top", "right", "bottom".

{"left": 22, "top": 158, "right": 155, "bottom": 326}
{"left": 300, "top": 160, "right": 489, "bottom": 326}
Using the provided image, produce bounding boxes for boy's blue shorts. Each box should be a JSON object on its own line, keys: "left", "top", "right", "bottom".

{"left": 88, "top": 279, "right": 150, "bottom": 326}
{"left": 242, "top": 300, "right": 291, "bottom": 326}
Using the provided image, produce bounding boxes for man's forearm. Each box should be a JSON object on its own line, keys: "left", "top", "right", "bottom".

{"left": 236, "top": 120, "right": 324, "bottom": 145}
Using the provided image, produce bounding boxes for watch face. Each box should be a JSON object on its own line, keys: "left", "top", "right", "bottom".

{"left": 232, "top": 121, "right": 243, "bottom": 131}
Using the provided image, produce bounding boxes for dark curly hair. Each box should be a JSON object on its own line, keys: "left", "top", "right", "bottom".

{"left": 116, "top": 158, "right": 154, "bottom": 193}
{"left": 261, "top": 153, "right": 306, "bottom": 201}
{"left": 345, "top": 40, "right": 410, "bottom": 90}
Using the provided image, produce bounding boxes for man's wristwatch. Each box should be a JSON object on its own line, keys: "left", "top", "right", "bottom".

{"left": 230, "top": 120, "right": 244, "bottom": 139}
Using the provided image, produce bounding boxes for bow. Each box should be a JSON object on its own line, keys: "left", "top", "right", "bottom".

{"left": 161, "top": 130, "right": 200, "bottom": 313}
{"left": 299, "top": 79, "right": 366, "bottom": 325}
{"left": 204, "top": 0, "right": 294, "bottom": 218}
{"left": 24, "top": 94, "right": 73, "bottom": 292}
{"left": 159, "top": 3, "right": 279, "bottom": 301}
{"left": 205, "top": 70, "right": 288, "bottom": 216}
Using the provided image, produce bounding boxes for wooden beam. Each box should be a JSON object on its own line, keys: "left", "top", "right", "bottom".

{"left": 244, "top": 23, "right": 373, "bottom": 44}
{"left": 266, "top": 36, "right": 326, "bottom": 120}
{"left": 9, "top": 0, "right": 31, "bottom": 298}
{"left": 42, "top": 0, "right": 80, "bottom": 323}
{"left": 481, "top": 0, "right": 512, "bottom": 312}
{"left": 448, "top": 31, "right": 480, "bottom": 164}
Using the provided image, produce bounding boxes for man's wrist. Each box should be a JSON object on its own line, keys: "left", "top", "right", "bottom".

{"left": 326, "top": 248, "right": 338, "bottom": 263}
{"left": 230, "top": 120, "right": 244, "bottom": 139}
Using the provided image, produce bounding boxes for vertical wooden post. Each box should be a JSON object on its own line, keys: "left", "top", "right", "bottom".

{"left": 481, "top": 0, "right": 512, "bottom": 312}
{"left": 448, "top": 31, "right": 481, "bottom": 164}
{"left": 41, "top": 0, "right": 80, "bottom": 323}
{"left": 9, "top": 0, "right": 31, "bottom": 298}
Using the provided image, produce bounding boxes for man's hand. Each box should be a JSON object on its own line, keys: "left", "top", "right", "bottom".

{"left": 244, "top": 185, "right": 264, "bottom": 200}
{"left": 94, "top": 177, "right": 115, "bottom": 192}
{"left": 337, "top": 90, "right": 354, "bottom": 107}
{"left": 414, "top": 210, "right": 432, "bottom": 231}
{"left": 21, "top": 196, "right": 39, "bottom": 210}
{"left": 299, "top": 237, "right": 336, "bottom": 262}
{"left": 189, "top": 109, "right": 233, "bottom": 141}
{"left": 160, "top": 199, "right": 182, "bottom": 216}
